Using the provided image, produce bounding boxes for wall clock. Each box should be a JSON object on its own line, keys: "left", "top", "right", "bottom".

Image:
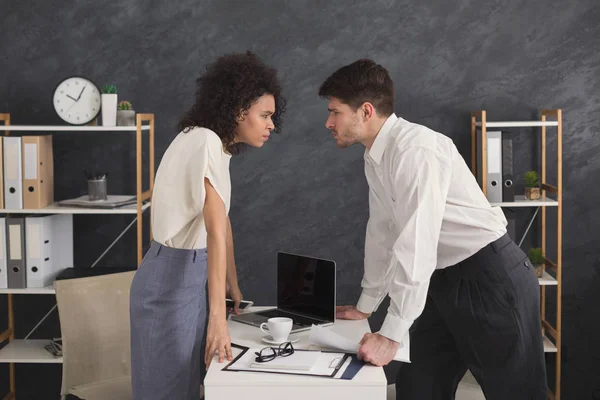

{"left": 52, "top": 76, "right": 101, "bottom": 125}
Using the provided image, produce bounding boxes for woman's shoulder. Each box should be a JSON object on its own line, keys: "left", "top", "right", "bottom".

{"left": 178, "top": 126, "right": 223, "bottom": 149}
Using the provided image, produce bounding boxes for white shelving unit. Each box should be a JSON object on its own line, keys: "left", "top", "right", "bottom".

{"left": 543, "top": 336, "right": 558, "bottom": 353}
{"left": 490, "top": 195, "right": 558, "bottom": 208}
{"left": 0, "top": 340, "right": 62, "bottom": 363}
{"left": 0, "top": 202, "right": 151, "bottom": 215}
{"left": 0, "top": 286, "right": 56, "bottom": 295}
{"left": 539, "top": 271, "right": 558, "bottom": 286}
{"left": 475, "top": 121, "right": 559, "bottom": 128}
{"left": 0, "top": 113, "right": 155, "bottom": 399}
{"left": 471, "top": 109, "right": 563, "bottom": 399}
{"left": 0, "top": 125, "right": 151, "bottom": 132}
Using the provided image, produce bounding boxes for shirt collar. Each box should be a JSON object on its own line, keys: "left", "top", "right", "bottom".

{"left": 365, "top": 113, "right": 398, "bottom": 165}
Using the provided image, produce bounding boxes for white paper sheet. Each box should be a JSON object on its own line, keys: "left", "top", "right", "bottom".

{"left": 308, "top": 324, "right": 411, "bottom": 363}
{"left": 225, "top": 347, "right": 351, "bottom": 378}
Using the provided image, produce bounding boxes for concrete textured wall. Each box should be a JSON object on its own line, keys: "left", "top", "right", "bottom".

{"left": 0, "top": 0, "right": 598, "bottom": 398}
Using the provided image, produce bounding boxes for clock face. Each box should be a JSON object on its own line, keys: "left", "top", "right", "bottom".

{"left": 53, "top": 76, "right": 101, "bottom": 125}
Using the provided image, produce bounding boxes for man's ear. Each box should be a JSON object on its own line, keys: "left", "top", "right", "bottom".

{"left": 361, "top": 102, "right": 375, "bottom": 121}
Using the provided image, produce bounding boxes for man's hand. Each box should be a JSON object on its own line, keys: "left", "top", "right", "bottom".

{"left": 336, "top": 305, "right": 371, "bottom": 320}
{"left": 357, "top": 333, "right": 399, "bottom": 367}
{"left": 227, "top": 283, "right": 243, "bottom": 315}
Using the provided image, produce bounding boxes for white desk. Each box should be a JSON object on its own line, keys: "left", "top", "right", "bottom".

{"left": 204, "top": 307, "right": 387, "bottom": 400}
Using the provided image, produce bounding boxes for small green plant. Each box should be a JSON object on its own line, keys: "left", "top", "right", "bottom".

{"left": 524, "top": 171, "right": 540, "bottom": 188}
{"left": 118, "top": 100, "right": 132, "bottom": 110}
{"left": 102, "top": 84, "right": 117, "bottom": 94}
{"left": 528, "top": 248, "right": 545, "bottom": 265}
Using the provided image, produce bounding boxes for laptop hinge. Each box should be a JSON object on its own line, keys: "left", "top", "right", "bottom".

{"left": 277, "top": 308, "right": 332, "bottom": 324}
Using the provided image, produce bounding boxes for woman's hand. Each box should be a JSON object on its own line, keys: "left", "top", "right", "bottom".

{"left": 227, "top": 283, "right": 243, "bottom": 315}
{"left": 205, "top": 316, "right": 233, "bottom": 370}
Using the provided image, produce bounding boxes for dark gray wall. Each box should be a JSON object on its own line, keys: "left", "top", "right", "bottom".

{"left": 0, "top": 0, "right": 598, "bottom": 398}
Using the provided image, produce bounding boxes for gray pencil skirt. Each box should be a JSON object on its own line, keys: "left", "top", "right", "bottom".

{"left": 130, "top": 240, "right": 208, "bottom": 400}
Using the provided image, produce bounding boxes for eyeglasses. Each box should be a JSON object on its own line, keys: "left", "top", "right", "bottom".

{"left": 254, "top": 341, "right": 295, "bottom": 363}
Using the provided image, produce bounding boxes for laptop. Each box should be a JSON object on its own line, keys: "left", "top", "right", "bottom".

{"left": 231, "top": 251, "right": 336, "bottom": 333}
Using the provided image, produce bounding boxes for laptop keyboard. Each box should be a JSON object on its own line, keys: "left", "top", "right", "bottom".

{"left": 258, "top": 309, "right": 323, "bottom": 326}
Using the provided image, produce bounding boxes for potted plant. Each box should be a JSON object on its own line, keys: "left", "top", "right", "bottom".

{"left": 524, "top": 170, "right": 540, "bottom": 200}
{"left": 117, "top": 100, "right": 136, "bottom": 126}
{"left": 101, "top": 84, "right": 118, "bottom": 126}
{"left": 528, "top": 247, "right": 545, "bottom": 278}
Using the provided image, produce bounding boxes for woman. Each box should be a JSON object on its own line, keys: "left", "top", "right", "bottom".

{"left": 130, "top": 51, "right": 285, "bottom": 399}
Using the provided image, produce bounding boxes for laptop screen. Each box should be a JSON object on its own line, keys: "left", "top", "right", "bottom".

{"left": 277, "top": 252, "right": 335, "bottom": 322}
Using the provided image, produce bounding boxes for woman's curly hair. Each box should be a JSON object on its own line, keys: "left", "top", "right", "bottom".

{"left": 177, "top": 51, "right": 286, "bottom": 155}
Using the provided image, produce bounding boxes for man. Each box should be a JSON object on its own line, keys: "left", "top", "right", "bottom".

{"left": 318, "top": 59, "right": 547, "bottom": 400}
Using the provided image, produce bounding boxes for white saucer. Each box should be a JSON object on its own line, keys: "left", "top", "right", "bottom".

{"left": 261, "top": 335, "right": 300, "bottom": 345}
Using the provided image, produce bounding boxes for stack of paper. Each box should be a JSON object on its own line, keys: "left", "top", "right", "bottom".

{"left": 250, "top": 350, "right": 321, "bottom": 371}
{"left": 308, "top": 324, "right": 411, "bottom": 363}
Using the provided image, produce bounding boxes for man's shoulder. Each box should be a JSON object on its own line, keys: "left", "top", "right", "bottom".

{"left": 391, "top": 118, "right": 451, "bottom": 146}
{"left": 389, "top": 119, "right": 454, "bottom": 159}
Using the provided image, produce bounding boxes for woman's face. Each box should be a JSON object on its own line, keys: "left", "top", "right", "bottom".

{"left": 234, "top": 94, "right": 275, "bottom": 148}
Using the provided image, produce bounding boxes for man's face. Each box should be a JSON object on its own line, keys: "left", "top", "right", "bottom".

{"left": 324, "top": 97, "right": 364, "bottom": 148}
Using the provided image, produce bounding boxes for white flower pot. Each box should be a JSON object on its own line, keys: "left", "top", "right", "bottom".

{"left": 101, "top": 94, "right": 118, "bottom": 126}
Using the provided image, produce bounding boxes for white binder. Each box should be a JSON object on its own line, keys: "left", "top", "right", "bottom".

{"left": 476, "top": 130, "right": 503, "bottom": 203}
{"left": 24, "top": 214, "right": 73, "bottom": 288}
{"left": 3, "top": 137, "right": 23, "bottom": 209}
{"left": 25, "top": 215, "right": 54, "bottom": 288}
{"left": 0, "top": 218, "right": 7, "bottom": 288}
{"left": 50, "top": 215, "right": 74, "bottom": 272}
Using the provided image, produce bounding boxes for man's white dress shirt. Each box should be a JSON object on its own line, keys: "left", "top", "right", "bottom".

{"left": 357, "top": 114, "right": 507, "bottom": 347}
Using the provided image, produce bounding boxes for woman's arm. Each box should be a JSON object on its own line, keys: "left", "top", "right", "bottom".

{"left": 203, "top": 178, "right": 232, "bottom": 369}
{"left": 226, "top": 216, "right": 243, "bottom": 314}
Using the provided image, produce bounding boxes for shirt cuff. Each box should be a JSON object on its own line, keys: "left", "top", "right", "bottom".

{"left": 356, "top": 291, "right": 380, "bottom": 315}
{"left": 378, "top": 312, "right": 413, "bottom": 344}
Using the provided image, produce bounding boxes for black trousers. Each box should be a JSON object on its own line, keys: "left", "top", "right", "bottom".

{"left": 396, "top": 233, "right": 547, "bottom": 400}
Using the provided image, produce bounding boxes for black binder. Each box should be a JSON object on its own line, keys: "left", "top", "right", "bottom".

{"left": 502, "top": 138, "right": 515, "bottom": 202}
{"left": 6, "top": 218, "right": 26, "bottom": 288}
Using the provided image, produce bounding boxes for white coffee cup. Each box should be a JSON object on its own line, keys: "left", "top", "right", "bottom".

{"left": 260, "top": 317, "right": 293, "bottom": 342}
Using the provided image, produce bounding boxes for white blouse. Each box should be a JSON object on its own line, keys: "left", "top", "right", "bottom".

{"left": 151, "top": 127, "right": 232, "bottom": 250}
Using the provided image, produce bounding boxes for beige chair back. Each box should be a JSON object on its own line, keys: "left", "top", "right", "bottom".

{"left": 54, "top": 271, "right": 135, "bottom": 396}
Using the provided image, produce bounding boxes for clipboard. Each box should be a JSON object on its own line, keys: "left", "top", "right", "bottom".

{"left": 224, "top": 343, "right": 365, "bottom": 380}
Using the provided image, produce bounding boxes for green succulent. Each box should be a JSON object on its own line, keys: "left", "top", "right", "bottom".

{"left": 524, "top": 171, "right": 540, "bottom": 188}
{"left": 528, "top": 248, "right": 545, "bottom": 265}
{"left": 118, "top": 100, "right": 132, "bottom": 110}
{"left": 102, "top": 84, "right": 117, "bottom": 94}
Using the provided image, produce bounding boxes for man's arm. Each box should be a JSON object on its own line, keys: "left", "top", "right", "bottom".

{"left": 378, "top": 146, "right": 452, "bottom": 343}
{"left": 356, "top": 186, "right": 396, "bottom": 314}
{"left": 337, "top": 184, "right": 395, "bottom": 320}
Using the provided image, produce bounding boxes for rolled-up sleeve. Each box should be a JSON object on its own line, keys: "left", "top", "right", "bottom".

{"left": 378, "top": 146, "right": 452, "bottom": 343}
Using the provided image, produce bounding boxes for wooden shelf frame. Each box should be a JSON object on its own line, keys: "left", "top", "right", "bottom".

{"left": 471, "top": 109, "right": 562, "bottom": 400}
{"left": 0, "top": 112, "right": 155, "bottom": 399}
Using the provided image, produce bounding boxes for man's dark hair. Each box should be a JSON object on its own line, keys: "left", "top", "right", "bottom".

{"left": 178, "top": 51, "right": 286, "bottom": 155}
{"left": 318, "top": 59, "right": 394, "bottom": 117}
